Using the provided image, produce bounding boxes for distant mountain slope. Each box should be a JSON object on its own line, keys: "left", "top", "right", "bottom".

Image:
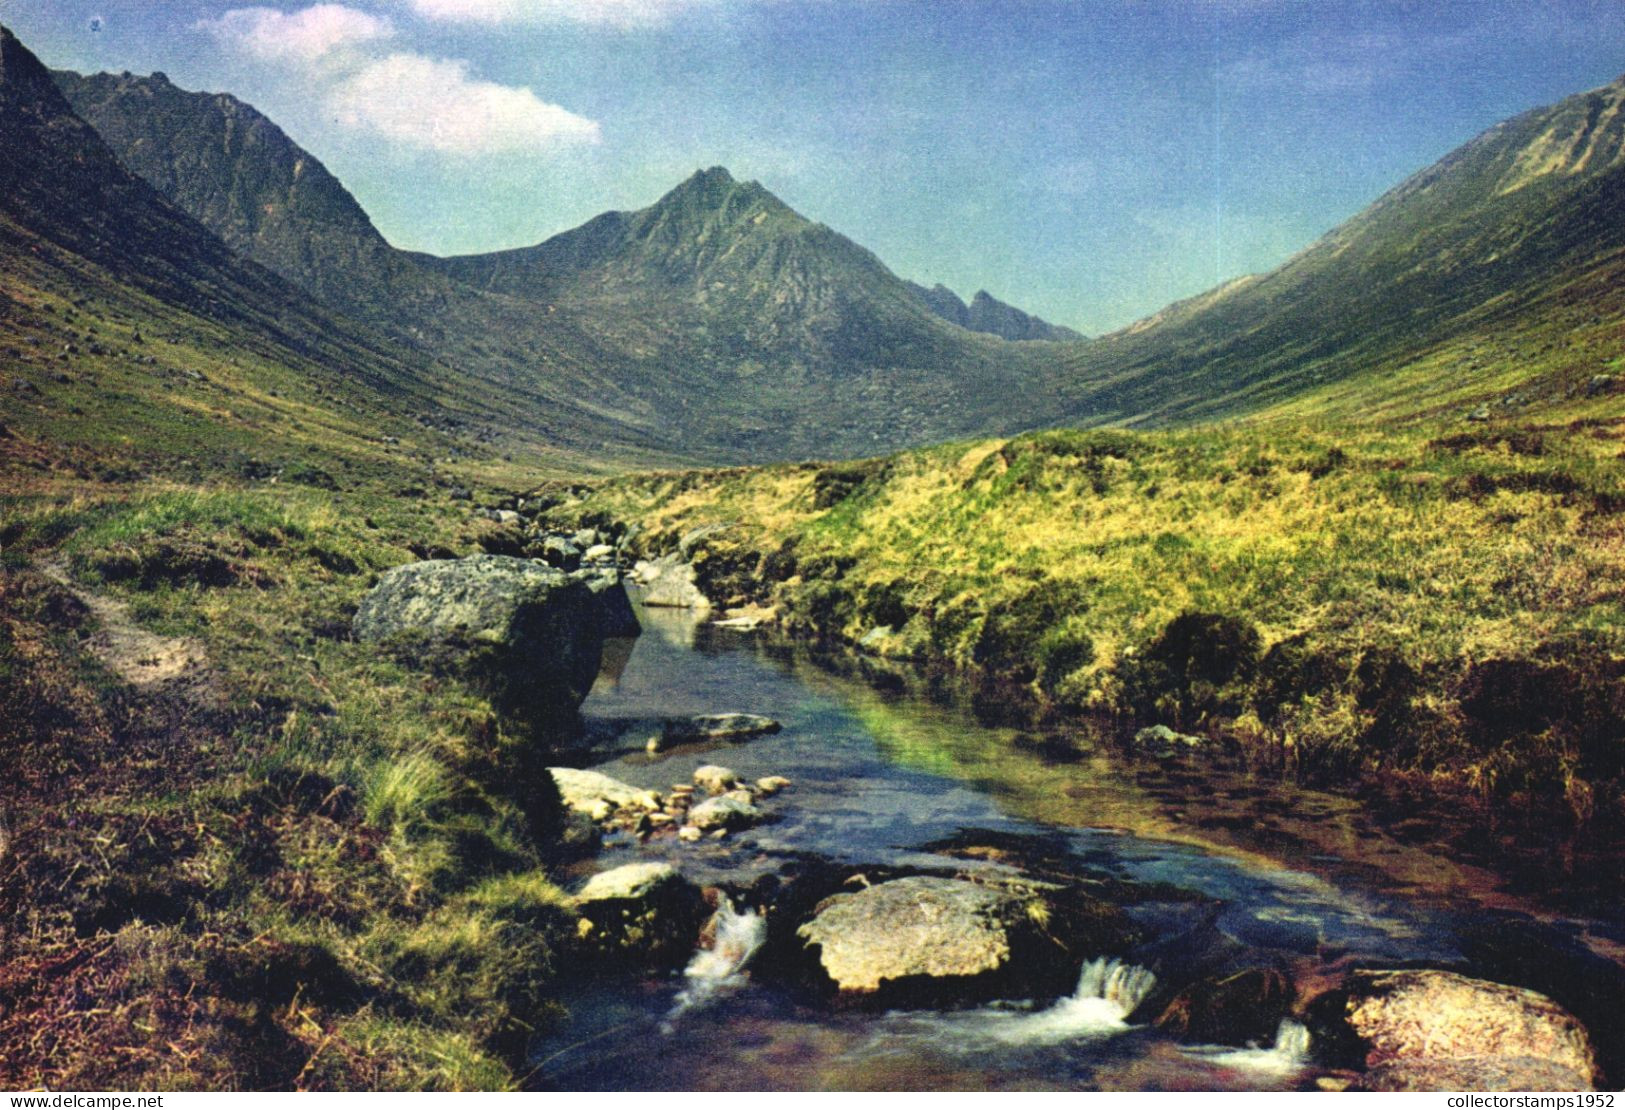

{"left": 430, "top": 166, "right": 1077, "bottom": 379}
{"left": 5, "top": 35, "right": 291, "bottom": 326}
{"left": 905, "top": 281, "right": 1083, "bottom": 342}
{"left": 52, "top": 69, "right": 730, "bottom": 464}
{"left": 0, "top": 24, "right": 488, "bottom": 480}
{"left": 44, "top": 44, "right": 1624, "bottom": 461}
{"left": 53, "top": 69, "right": 428, "bottom": 327}
{"left": 57, "top": 69, "right": 1080, "bottom": 459}
{"left": 1058, "top": 72, "right": 1625, "bottom": 426}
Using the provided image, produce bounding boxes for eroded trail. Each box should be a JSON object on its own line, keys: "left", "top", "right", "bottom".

{"left": 41, "top": 560, "right": 206, "bottom": 686}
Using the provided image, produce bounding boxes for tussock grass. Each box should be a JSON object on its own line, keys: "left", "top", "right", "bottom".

{"left": 552, "top": 408, "right": 1624, "bottom": 821}
{"left": 0, "top": 468, "right": 584, "bottom": 1090}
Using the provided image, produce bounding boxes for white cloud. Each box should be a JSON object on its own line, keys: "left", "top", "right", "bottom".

{"left": 196, "top": 4, "right": 393, "bottom": 63}
{"left": 403, "top": 0, "right": 709, "bottom": 31}
{"left": 199, "top": 5, "right": 602, "bottom": 156}
{"left": 332, "top": 53, "right": 601, "bottom": 153}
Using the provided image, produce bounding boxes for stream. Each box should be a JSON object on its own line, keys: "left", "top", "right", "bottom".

{"left": 530, "top": 597, "right": 1625, "bottom": 1091}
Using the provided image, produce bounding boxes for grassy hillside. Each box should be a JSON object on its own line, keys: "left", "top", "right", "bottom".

{"left": 542, "top": 390, "right": 1624, "bottom": 822}
{"left": 1052, "top": 73, "right": 1625, "bottom": 428}
{"left": 0, "top": 27, "right": 662, "bottom": 1088}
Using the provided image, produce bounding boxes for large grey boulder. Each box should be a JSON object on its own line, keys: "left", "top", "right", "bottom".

{"left": 1318, "top": 969, "right": 1598, "bottom": 1090}
{"left": 353, "top": 555, "right": 605, "bottom": 728}
{"left": 795, "top": 875, "right": 1129, "bottom": 1005}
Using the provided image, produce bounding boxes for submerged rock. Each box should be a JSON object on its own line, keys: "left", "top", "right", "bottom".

{"left": 795, "top": 875, "right": 1129, "bottom": 1005}
{"left": 1154, "top": 967, "right": 1296, "bottom": 1047}
{"left": 352, "top": 555, "right": 605, "bottom": 728}
{"left": 663, "top": 714, "right": 782, "bottom": 743}
{"left": 1316, "top": 969, "right": 1598, "bottom": 1089}
{"left": 634, "top": 554, "right": 710, "bottom": 610}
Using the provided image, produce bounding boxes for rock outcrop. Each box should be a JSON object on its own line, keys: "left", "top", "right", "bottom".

{"left": 353, "top": 555, "right": 608, "bottom": 729}
{"left": 1315, "top": 969, "right": 1599, "bottom": 1091}
{"left": 549, "top": 767, "right": 662, "bottom": 822}
{"left": 632, "top": 554, "right": 710, "bottom": 610}
{"left": 571, "top": 862, "right": 707, "bottom": 967}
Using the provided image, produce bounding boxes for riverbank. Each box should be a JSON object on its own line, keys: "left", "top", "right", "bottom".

{"left": 537, "top": 417, "right": 1624, "bottom": 827}
{"left": 532, "top": 595, "right": 1625, "bottom": 1091}
{"left": 0, "top": 478, "right": 628, "bottom": 1089}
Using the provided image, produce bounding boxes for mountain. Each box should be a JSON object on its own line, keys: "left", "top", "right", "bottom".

{"left": 0, "top": 25, "right": 448, "bottom": 462}
{"left": 429, "top": 166, "right": 1078, "bottom": 376}
{"left": 906, "top": 282, "right": 1084, "bottom": 342}
{"left": 52, "top": 68, "right": 431, "bottom": 328}
{"left": 51, "top": 69, "right": 751, "bottom": 464}
{"left": 1, "top": 25, "right": 682, "bottom": 491}
{"left": 4, "top": 34, "right": 291, "bottom": 322}
{"left": 57, "top": 68, "right": 1079, "bottom": 461}
{"left": 1055, "top": 72, "right": 1625, "bottom": 426}
{"left": 43, "top": 44, "right": 1625, "bottom": 462}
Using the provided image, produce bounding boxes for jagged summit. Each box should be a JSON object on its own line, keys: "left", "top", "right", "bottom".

{"left": 907, "top": 280, "right": 1083, "bottom": 342}
{"left": 0, "top": 23, "right": 254, "bottom": 293}
{"left": 54, "top": 68, "right": 413, "bottom": 322}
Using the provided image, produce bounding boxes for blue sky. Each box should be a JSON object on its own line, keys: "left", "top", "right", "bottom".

{"left": 5, "top": 0, "right": 1624, "bottom": 332}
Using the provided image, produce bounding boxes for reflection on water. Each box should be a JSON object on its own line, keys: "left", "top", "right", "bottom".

{"left": 535, "top": 594, "right": 1624, "bottom": 1091}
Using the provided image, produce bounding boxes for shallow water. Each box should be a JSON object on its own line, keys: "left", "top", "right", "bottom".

{"left": 532, "top": 598, "right": 1624, "bottom": 1091}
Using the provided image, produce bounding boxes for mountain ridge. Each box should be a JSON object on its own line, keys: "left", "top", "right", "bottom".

{"left": 53, "top": 65, "right": 1079, "bottom": 460}
{"left": 1050, "top": 70, "right": 1625, "bottom": 427}
{"left": 29, "top": 37, "right": 1625, "bottom": 465}
{"left": 904, "top": 280, "right": 1084, "bottom": 342}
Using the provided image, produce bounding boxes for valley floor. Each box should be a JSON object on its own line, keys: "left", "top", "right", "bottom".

{"left": 1, "top": 398, "right": 1621, "bottom": 1089}
{"left": 543, "top": 410, "right": 1625, "bottom": 828}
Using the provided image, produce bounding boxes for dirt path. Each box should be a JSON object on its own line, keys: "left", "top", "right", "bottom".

{"left": 40, "top": 561, "right": 206, "bottom": 686}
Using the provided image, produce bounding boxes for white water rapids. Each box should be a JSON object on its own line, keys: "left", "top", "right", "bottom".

{"left": 849, "top": 956, "right": 1162, "bottom": 1060}
{"left": 1185, "top": 1019, "right": 1314, "bottom": 1076}
{"left": 660, "top": 899, "right": 766, "bottom": 1033}
{"left": 981, "top": 958, "right": 1161, "bottom": 1045}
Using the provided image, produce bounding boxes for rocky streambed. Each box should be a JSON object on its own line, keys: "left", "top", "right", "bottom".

{"left": 348, "top": 539, "right": 1622, "bottom": 1092}
{"left": 528, "top": 597, "right": 1624, "bottom": 1092}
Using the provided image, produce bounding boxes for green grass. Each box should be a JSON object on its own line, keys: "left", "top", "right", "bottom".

{"left": 548, "top": 404, "right": 1624, "bottom": 820}
{"left": 0, "top": 464, "right": 598, "bottom": 1089}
